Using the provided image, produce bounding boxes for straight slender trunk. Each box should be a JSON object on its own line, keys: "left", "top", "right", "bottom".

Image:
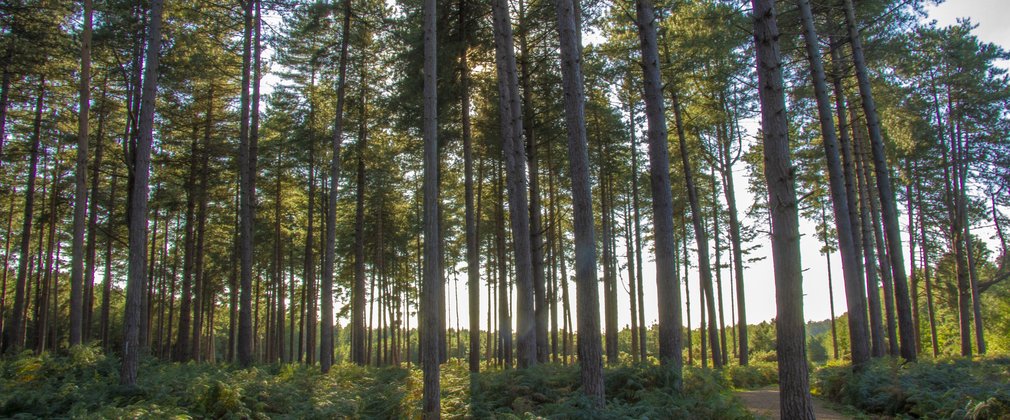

{"left": 672, "top": 90, "right": 721, "bottom": 369}
{"left": 0, "top": 49, "right": 11, "bottom": 165}
{"left": 821, "top": 207, "right": 840, "bottom": 359}
{"left": 495, "top": 163, "right": 512, "bottom": 368}
{"left": 491, "top": 0, "right": 536, "bottom": 368}
{"left": 682, "top": 231, "right": 692, "bottom": 365}
{"left": 955, "top": 124, "right": 984, "bottom": 354}
{"left": 122, "top": 0, "right": 162, "bottom": 385}
{"left": 712, "top": 170, "right": 728, "bottom": 366}
{"left": 0, "top": 198, "right": 14, "bottom": 339}
{"left": 175, "top": 133, "right": 198, "bottom": 360}
{"left": 273, "top": 152, "right": 285, "bottom": 362}
{"left": 797, "top": 2, "right": 870, "bottom": 366}
{"left": 460, "top": 0, "right": 480, "bottom": 374}
{"left": 1, "top": 80, "right": 44, "bottom": 354}
{"left": 752, "top": 0, "right": 814, "bottom": 416}
{"left": 70, "top": 0, "right": 94, "bottom": 346}
{"left": 842, "top": 0, "right": 915, "bottom": 361}
{"left": 328, "top": 0, "right": 352, "bottom": 372}
{"left": 84, "top": 80, "right": 109, "bottom": 342}
{"left": 906, "top": 166, "right": 920, "bottom": 354}
{"left": 853, "top": 117, "right": 886, "bottom": 357}
{"left": 38, "top": 150, "right": 62, "bottom": 353}
{"left": 237, "top": 0, "right": 257, "bottom": 367}
{"left": 866, "top": 163, "right": 898, "bottom": 356}
{"left": 917, "top": 176, "right": 939, "bottom": 357}
{"left": 554, "top": 0, "right": 604, "bottom": 404}
{"left": 192, "top": 137, "right": 211, "bottom": 362}
{"left": 625, "top": 203, "right": 638, "bottom": 363}
{"left": 635, "top": 0, "right": 681, "bottom": 376}
{"left": 600, "top": 164, "right": 617, "bottom": 364}
{"left": 421, "top": 0, "right": 441, "bottom": 412}
{"left": 720, "top": 115, "right": 748, "bottom": 366}
{"left": 517, "top": 0, "right": 548, "bottom": 364}
{"left": 100, "top": 171, "right": 118, "bottom": 349}
{"left": 627, "top": 111, "right": 648, "bottom": 363}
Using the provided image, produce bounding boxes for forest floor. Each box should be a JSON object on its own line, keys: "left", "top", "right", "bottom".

{"left": 736, "top": 385, "right": 850, "bottom": 419}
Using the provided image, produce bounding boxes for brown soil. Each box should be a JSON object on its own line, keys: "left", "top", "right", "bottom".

{"left": 735, "top": 386, "right": 850, "bottom": 419}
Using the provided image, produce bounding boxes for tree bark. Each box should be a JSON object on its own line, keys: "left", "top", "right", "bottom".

{"left": 1, "top": 79, "right": 44, "bottom": 354}
{"left": 553, "top": 0, "right": 604, "bottom": 404}
{"left": 853, "top": 116, "right": 886, "bottom": 358}
{"left": 70, "top": 0, "right": 93, "bottom": 346}
{"left": 421, "top": 0, "right": 441, "bottom": 413}
{"left": 0, "top": 49, "right": 11, "bottom": 166}
{"left": 237, "top": 0, "right": 257, "bottom": 368}
{"left": 672, "top": 90, "right": 721, "bottom": 369}
{"left": 100, "top": 170, "right": 118, "bottom": 350}
{"left": 328, "top": 0, "right": 352, "bottom": 372}
{"left": 796, "top": 0, "right": 871, "bottom": 366}
{"left": 459, "top": 0, "right": 480, "bottom": 374}
{"left": 828, "top": 39, "right": 872, "bottom": 366}
{"left": 121, "top": 0, "right": 162, "bottom": 385}
{"left": 491, "top": 0, "right": 537, "bottom": 368}
{"left": 751, "top": 0, "right": 815, "bottom": 416}
{"left": 841, "top": 0, "right": 915, "bottom": 361}
{"left": 635, "top": 0, "right": 682, "bottom": 379}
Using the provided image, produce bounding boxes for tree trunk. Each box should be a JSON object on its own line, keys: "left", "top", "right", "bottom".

{"left": 828, "top": 37, "right": 872, "bottom": 367}
{"left": 672, "top": 90, "right": 721, "bottom": 369}
{"left": 751, "top": 0, "right": 815, "bottom": 416}
{"left": 866, "top": 160, "right": 898, "bottom": 356}
{"left": 625, "top": 203, "right": 638, "bottom": 363}
{"left": 516, "top": 0, "right": 548, "bottom": 364}
{"left": 495, "top": 162, "right": 512, "bottom": 368}
{"left": 917, "top": 175, "right": 939, "bottom": 357}
{"left": 0, "top": 49, "right": 11, "bottom": 165}
{"left": 237, "top": 0, "right": 257, "bottom": 368}
{"left": 905, "top": 166, "right": 920, "bottom": 354}
{"left": 635, "top": 0, "right": 682, "bottom": 378}
{"left": 100, "top": 170, "right": 118, "bottom": 350}
{"left": 796, "top": 0, "right": 871, "bottom": 366}
{"left": 720, "top": 113, "right": 748, "bottom": 366}
{"left": 1, "top": 79, "right": 44, "bottom": 354}
{"left": 712, "top": 169, "right": 728, "bottom": 366}
{"left": 84, "top": 79, "right": 109, "bottom": 342}
{"left": 491, "top": 0, "right": 537, "bottom": 368}
{"left": 192, "top": 116, "right": 212, "bottom": 362}
{"left": 70, "top": 0, "right": 94, "bottom": 346}
{"left": 629, "top": 106, "right": 647, "bottom": 363}
{"left": 459, "top": 0, "right": 480, "bottom": 374}
{"left": 121, "top": 0, "right": 162, "bottom": 385}
{"left": 328, "top": 0, "right": 352, "bottom": 371}
{"left": 841, "top": 0, "right": 915, "bottom": 361}
{"left": 553, "top": 0, "right": 604, "bottom": 404}
{"left": 421, "top": 0, "right": 441, "bottom": 412}
{"left": 853, "top": 117, "right": 886, "bottom": 358}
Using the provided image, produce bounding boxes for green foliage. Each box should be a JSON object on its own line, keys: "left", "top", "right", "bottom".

{"left": 812, "top": 357, "right": 1010, "bottom": 419}
{"left": 467, "top": 363, "right": 750, "bottom": 419}
{"left": 0, "top": 349, "right": 751, "bottom": 418}
{"left": 724, "top": 362, "right": 778, "bottom": 390}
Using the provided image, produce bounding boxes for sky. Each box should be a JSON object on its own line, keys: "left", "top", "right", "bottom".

{"left": 430, "top": 0, "right": 1010, "bottom": 335}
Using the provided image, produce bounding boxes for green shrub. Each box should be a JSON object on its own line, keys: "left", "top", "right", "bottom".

{"left": 812, "top": 356, "right": 1010, "bottom": 419}
{"left": 1, "top": 349, "right": 752, "bottom": 419}
{"left": 725, "top": 361, "right": 778, "bottom": 389}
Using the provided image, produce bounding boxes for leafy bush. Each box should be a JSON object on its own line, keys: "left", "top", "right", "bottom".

{"left": 725, "top": 361, "right": 778, "bottom": 389}
{"left": 812, "top": 356, "right": 1010, "bottom": 419}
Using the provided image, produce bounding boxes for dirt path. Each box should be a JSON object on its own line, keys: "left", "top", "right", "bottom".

{"left": 735, "top": 386, "right": 849, "bottom": 419}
